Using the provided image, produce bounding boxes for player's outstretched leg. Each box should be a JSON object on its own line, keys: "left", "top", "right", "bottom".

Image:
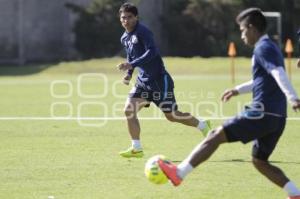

{"left": 164, "top": 110, "right": 212, "bottom": 136}
{"left": 158, "top": 128, "right": 227, "bottom": 186}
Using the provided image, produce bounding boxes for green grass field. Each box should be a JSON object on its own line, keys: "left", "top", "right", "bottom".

{"left": 0, "top": 57, "right": 300, "bottom": 199}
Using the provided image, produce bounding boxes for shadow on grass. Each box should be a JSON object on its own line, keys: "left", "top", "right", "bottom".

{"left": 173, "top": 159, "right": 300, "bottom": 165}
{"left": 0, "top": 63, "right": 55, "bottom": 76}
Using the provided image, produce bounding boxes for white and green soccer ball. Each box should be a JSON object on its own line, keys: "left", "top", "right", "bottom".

{"left": 144, "top": 155, "right": 168, "bottom": 184}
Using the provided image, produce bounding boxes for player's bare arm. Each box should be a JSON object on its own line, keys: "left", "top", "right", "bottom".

{"left": 221, "top": 80, "right": 253, "bottom": 102}
{"left": 221, "top": 89, "right": 238, "bottom": 102}
{"left": 117, "top": 62, "right": 133, "bottom": 71}
{"left": 292, "top": 99, "right": 300, "bottom": 112}
{"left": 122, "top": 73, "right": 132, "bottom": 85}
{"left": 297, "top": 59, "right": 300, "bottom": 68}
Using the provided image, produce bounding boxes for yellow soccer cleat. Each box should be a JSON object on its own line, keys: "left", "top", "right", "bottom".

{"left": 119, "top": 147, "right": 144, "bottom": 158}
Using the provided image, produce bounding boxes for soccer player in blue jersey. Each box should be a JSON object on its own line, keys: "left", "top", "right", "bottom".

{"left": 158, "top": 8, "right": 300, "bottom": 199}
{"left": 117, "top": 3, "right": 211, "bottom": 158}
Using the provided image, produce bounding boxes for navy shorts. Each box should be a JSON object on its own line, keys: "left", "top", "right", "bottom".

{"left": 223, "top": 113, "right": 286, "bottom": 160}
{"left": 129, "top": 73, "right": 178, "bottom": 113}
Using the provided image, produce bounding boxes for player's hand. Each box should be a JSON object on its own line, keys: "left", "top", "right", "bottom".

{"left": 117, "top": 63, "right": 133, "bottom": 71}
{"left": 292, "top": 99, "right": 300, "bottom": 112}
{"left": 221, "top": 89, "right": 239, "bottom": 102}
{"left": 122, "top": 74, "right": 132, "bottom": 85}
{"left": 297, "top": 59, "right": 300, "bottom": 68}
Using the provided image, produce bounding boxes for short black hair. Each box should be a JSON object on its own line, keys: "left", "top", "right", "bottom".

{"left": 236, "top": 8, "right": 267, "bottom": 33}
{"left": 119, "top": 2, "right": 138, "bottom": 16}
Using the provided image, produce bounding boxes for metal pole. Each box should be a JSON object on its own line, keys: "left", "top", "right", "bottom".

{"left": 18, "top": 0, "right": 25, "bottom": 65}
{"left": 231, "top": 57, "right": 235, "bottom": 84}
{"left": 287, "top": 53, "right": 292, "bottom": 80}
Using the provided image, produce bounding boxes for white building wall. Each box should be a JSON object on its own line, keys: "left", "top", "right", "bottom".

{"left": 0, "top": 0, "right": 164, "bottom": 64}
{"left": 0, "top": 0, "right": 92, "bottom": 64}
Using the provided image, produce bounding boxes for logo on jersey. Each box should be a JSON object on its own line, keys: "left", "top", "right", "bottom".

{"left": 131, "top": 35, "right": 138, "bottom": 44}
{"left": 123, "top": 34, "right": 138, "bottom": 55}
{"left": 251, "top": 55, "right": 255, "bottom": 66}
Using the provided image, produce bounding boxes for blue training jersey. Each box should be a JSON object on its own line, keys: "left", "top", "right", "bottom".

{"left": 120, "top": 22, "right": 166, "bottom": 85}
{"left": 252, "top": 35, "right": 287, "bottom": 116}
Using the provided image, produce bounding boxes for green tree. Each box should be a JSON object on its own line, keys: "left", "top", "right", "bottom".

{"left": 163, "top": 0, "right": 241, "bottom": 57}
{"left": 240, "top": 0, "right": 297, "bottom": 51}
{"left": 66, "top": 0, "right": 125, "bottom": 59}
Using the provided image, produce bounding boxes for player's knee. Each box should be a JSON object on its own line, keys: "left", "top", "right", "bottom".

{"left": 164, "top": 113, "right": 177, "bottom": 122}
{"left": 206, "top": 127, "right": 227, "bottom": 144}
{"left": 202, "top": 131, "right": 223, "bottom": 148}
{"left": 252, "top": 157, "right": 268, "bottom": 169}
{"left": 124, "top": 106, "right": 135, "bottom": 118}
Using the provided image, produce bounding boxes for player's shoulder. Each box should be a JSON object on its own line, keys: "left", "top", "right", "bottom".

{"left": 256, "top": 37, "right": 273, "bottom": 48}
{"left": 120, "top": 32, "right": 127, "bottom": 43}
{"left": 255, "top": 37, "right": 279, "bottom": 56}
{"left": 136, "top": 22, "right": 153, "bottom": 36}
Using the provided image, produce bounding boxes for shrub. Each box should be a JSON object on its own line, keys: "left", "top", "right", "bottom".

{"left": 66, "top": 0, "right": 125, "bottom": 59}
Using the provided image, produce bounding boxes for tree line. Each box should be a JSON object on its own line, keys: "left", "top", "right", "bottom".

{"left": 66, "top": 0, "right": 300, "bottom": 58}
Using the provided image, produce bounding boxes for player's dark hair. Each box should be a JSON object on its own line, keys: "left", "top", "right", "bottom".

{"left": 119, "top": 2, "right": 138, "bottom": 16}
{"left": 236, "top": 8, "right": 267, "bottom": 33}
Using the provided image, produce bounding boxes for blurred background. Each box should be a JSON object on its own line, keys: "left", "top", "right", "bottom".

{"left": 0, "top": 0, "right": 299, "bottom": 64}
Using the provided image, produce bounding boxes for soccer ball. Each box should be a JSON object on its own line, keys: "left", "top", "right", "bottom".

{"left": 144, "top": 155, "right": 168, "bottom": 184}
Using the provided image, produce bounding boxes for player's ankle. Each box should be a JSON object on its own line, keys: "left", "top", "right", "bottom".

{"left": 284, "top": 181, "right": 300, "bottom": 196}
{"left": 177, "top": 161, "right": 194, "bottom": 179}
{"left": 197, "top": 119, "right": 206, "bottom": 130}
{"left": 132, "top": 139, "right": 142, "bottom": 150}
